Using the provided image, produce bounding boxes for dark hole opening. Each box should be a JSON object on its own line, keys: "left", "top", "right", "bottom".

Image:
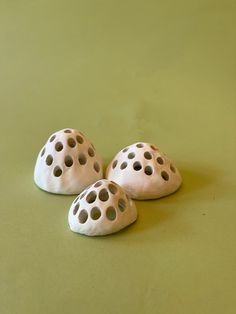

{"left": 53, "top": 166, "right": 62, "bottom": 177}
{"left": 46, "top": 155, "right": 53, "bottom": 166}
{"left": 161, "top": 171, "right": 169, "bottom": 181}
{"left": 55, "top": 142, "right": 63, "bottom": 152}
{"left": 78, "top": 210, "right": 88, "bottom": 224}
{"left": 99, "top": 189, "right": 109, "bottom": 202}
{"left": 133, "top": 161, "right": 142, "bottom": 171}
{"left": 144, "top": 166, "right": 153, "bottom": 176}
{"left": 106, "top": 206, "right": 116, "bottom": 221}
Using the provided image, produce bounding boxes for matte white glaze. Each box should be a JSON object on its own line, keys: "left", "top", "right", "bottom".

{"left": 34, "top": 128, "right": 103, "bottom": 194}
{"left": 68, "top": 179, "right": 137, "bottom": 236}
{"left": 106, "top": 142, "right": 182, "bottom": 200}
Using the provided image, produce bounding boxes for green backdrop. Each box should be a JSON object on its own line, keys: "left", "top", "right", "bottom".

{"left": 0, "top": 1, "right": 235, "bottom": 313}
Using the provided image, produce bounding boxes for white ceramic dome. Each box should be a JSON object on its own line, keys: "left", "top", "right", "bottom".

{"left": 68, "top": 179, "right": 137, "bottom": 236}
{"left": 34, "top": 128, "right": 103, "bottom": 194}
{"left": 106, "top": 142, "right": 182, "bottom": 200}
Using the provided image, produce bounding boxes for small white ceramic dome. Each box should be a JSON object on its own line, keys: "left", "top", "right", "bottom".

{"left": 68, "top": 179, "right": 137, "bottom": 236}
{"left": 106, "top": 142, "right": 182, "bottom": 200}
{"left": 34, "top": 128, "right": 103, "bottom": 194}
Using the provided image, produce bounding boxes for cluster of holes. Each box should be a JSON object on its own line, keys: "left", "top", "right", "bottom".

{"left": 45, "top": 132, "right": 85, "bottom": 154}
{"left": 122, "top": 143, "right": 144, "bottom": 153}
{"left": 95, "top": 187, "right": 125, "bottom": 210}
{"left": 111, "top": 142, "right": 177, "bottom": 181}
{"left": 113, "top": 159, "right": 143, "bottom": 172}
{"left": 75, "top": 197, "right": 127, "bottom": 224}
{"left": 41, "top": 131, "right": 98, "bottom": 172}
{"left": 112, "top": 146, "right": 161, "bottom": 175}
{"left": 53, "top": 132, "right": 85, "bottom": 148}
{"left": 44, "top": 150, "right": 99, "bottom": 171}
{"left": 111, "top": 153, "right": 175, "bottom": 181}
{"left": 74, "top": 182, "right": 127, "bottom": 224}
{"left": 82, "top": 185, "right": 119, "bottom": 205}
{"left": 43, "top": 133, "right": 95, "bottom": 171}
{"left": 77, "top": 207, "right": 114, "bottom": 223}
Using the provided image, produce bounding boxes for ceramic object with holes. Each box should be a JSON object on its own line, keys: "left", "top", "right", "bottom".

{"left": 68, "top": 179, "right": 137, "bottom": 236}
{"left": 34, "top": 128, "right": 103, "bottom": 194}
{"left": 106, "top": 142, "right": 182, "bottom": 200}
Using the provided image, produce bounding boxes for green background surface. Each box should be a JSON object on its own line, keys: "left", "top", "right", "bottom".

{"left": 0, "top": 1, "right": 236, "bottom": 313}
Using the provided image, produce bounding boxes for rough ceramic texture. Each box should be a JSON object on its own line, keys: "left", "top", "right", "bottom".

{"left": 34, "top": 128, "right": 103, "bottom": 194}
{"left": 106, "top": 142, "right": 182, "bottom": 200}
{"left": 68, "top": 179, "right": 137, "bottom": 236}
